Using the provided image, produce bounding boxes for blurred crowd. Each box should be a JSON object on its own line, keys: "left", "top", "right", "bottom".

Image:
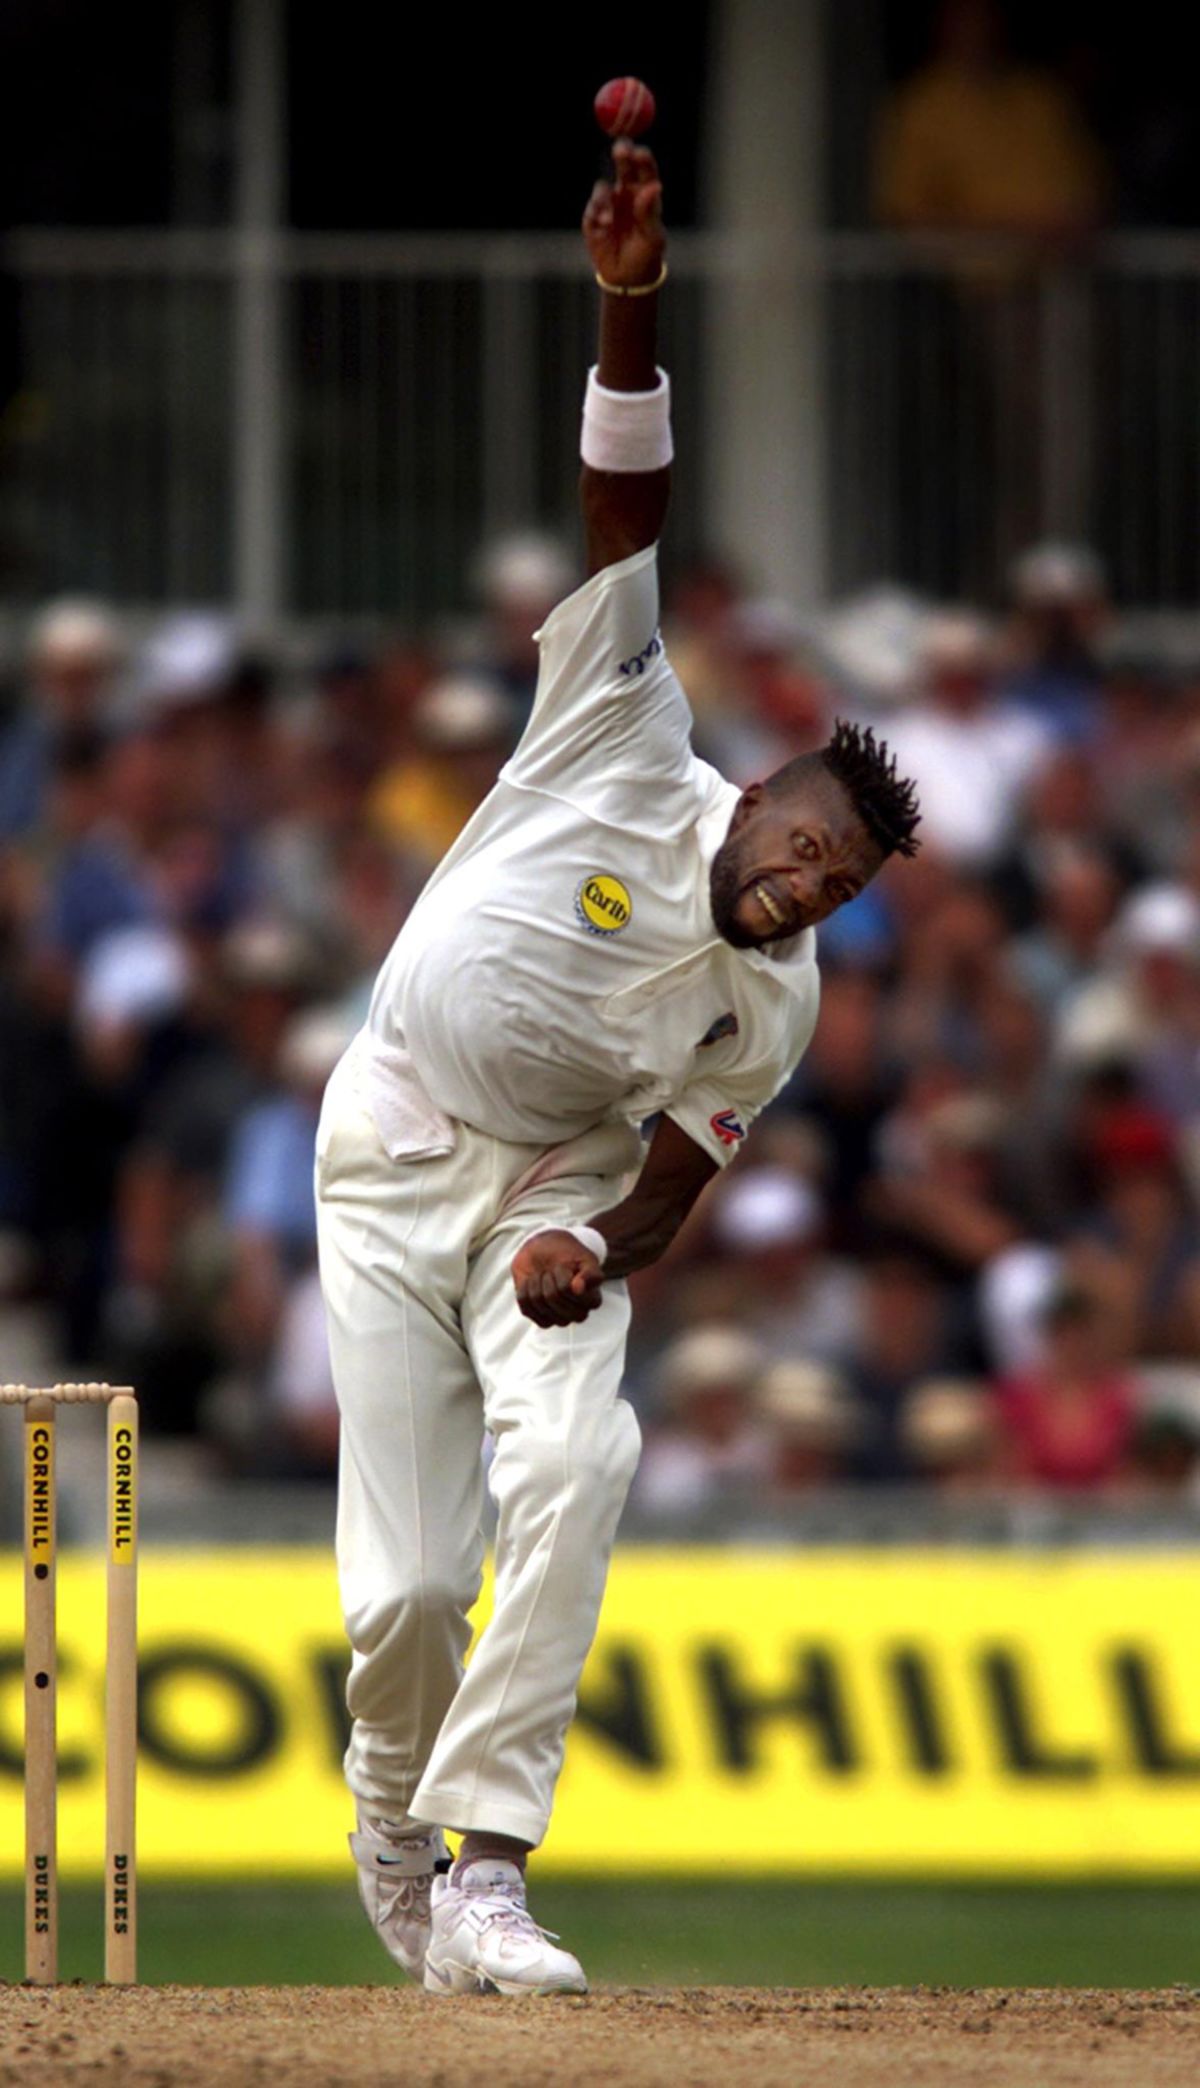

{"left": 3, "top": 523, "right": 1200, "bottom": 1514}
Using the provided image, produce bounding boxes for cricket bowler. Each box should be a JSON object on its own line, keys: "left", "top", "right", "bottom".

{"left": 315, "top": 129, "right": 921, "bottom": 1996}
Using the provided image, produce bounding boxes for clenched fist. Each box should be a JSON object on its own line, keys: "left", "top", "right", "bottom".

{"left": 512, "top": 1230, "right": 605, "bottom": 1328}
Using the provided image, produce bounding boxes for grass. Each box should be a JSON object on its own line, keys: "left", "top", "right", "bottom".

{"left": 3, "top": 1881, "right": 1200, "bottom": 1989}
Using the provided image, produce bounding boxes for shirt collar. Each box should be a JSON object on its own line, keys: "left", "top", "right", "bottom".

{"left": 694, "top": 766, "right": 818, "bottom": 1000}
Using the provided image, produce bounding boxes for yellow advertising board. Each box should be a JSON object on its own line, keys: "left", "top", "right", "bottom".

{"left": 2, "top": 1547, "right": 1200, "bottom": 1876}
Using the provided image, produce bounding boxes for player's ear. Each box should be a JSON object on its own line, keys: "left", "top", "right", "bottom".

{"left": 730, "top": 781, "right": 766, "bottom": 829}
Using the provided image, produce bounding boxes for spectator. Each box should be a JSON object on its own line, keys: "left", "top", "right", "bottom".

{"left": 1009, "top": 844, "right": 1122, "bottom": 1019}
{"left": 326, "top": 828, "right": 416, "bottom": 1008}
{"left": 1059, "top": 884, "right": 1200, "bottom": 1127}
{"left": 755, "top": 1360, "right": 863, "bottom": 1493}
{"left": 783, "top": 969, "right": 899, "bottom": 1246}
{"left": 872, "top": 2, "right": 1109, "bottom": 590}
{"left": 1069, "top": 1102, "right": 1200, "bottom": 1361}
{"left": 471, "top": 531, "right": 574, "bottom": 721}
{"left": 633, "top": 1323, "right": 771, "bottom": 1517}
{"left": 309, "top": 642, "right": 384, "bottom": 780}
{"left": 874, "top": 0, "right": 1107, "bottom": 243}
{"left": 126, "top": 615, "right": 280, "bottom": 839}
{"left": 0, "top": 859, "right": 105, "bottom": 1352}
{"left": 841, "top": 1249, "right": 966, "bottom": 1480}
{"left": 1126, "top": 1368, "right": 1200, "bottom": 1503}
{"left": 1127, "top": 1409, "right": 1200, "bottom": 1503}
{"left": 0, "top": 597, "right": 124, "bottom": 840}
{"left": 661, "top": 553, "right": 744, "bottom": 737}
{"left": 999, "top": 541, "right": 1109, "bottom": 745}
{"left": 886, "top": 612, "right": 1052, "bottom": 870}
{"left": 700, "top": 1164, "right": 863, "bottom": 1366}
{"left": 373, "top": 638, "right": 440, "bottom": 769}
{"left": 30, "top": 726, "right": 160, "bottom": 1013}
{"left": 969, "top": 976, "right": 1065, "bottom": 1234}
{"left": 899, "top": 1376, "right": 1002, "bottom": 1494}
{"left": 868, "top": 1085, "right": 1025, "bottom": 1290}
{"left": 994, "top": 1283, "right": 1136, "bottom": 1490}
{"left": 74, "top": 921, "right": 192, "bottom": 1091}
{"left": 1095, "top": 652, "right": 1187, "bottom": 877}
{"left": 254, "top": 726, "right": 377, "bottom": 947}
{"left": 221, "top": 1001, "right": 356, "bottom": 1393}
{"left": 977, "top": 1241, "right": 1063, "bottom": 1377}
{"left": 368, "top": 673, "right": 516, "bottom": 873}
{"left": 108, "top": 918, "right": 321, "bottom": 1432}
{"left": 995, "top": 746, "right": 1142, "bottom": 936}
{"left": 267, "top": 1268, "right": 339, "bottom": 1479}
{"left": 690, "top": 597, "right": 828, "bottom": 786}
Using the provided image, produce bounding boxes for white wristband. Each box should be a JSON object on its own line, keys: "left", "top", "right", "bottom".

{"left": 581, "top": 367, "right": 673, "bottom": 474}
{"left": 514, "top": 1223, "right": 609, "bottom": 1268}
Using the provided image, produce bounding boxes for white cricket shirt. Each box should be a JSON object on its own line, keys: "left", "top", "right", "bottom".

{"left": 365, "top": 546, "right": 820, "bottom": 1168}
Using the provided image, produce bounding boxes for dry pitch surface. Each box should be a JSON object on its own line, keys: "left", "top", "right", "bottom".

{"left": 2, "top": 1985, "right": 1200, "bottom": 2086}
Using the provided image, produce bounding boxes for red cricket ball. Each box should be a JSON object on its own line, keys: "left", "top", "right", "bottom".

{"left": 593, "top": 77, "right": 656, "bottom": 140}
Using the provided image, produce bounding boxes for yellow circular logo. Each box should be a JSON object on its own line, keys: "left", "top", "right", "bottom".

{"left": 575, "top": 872, "right": 633, "bottom": 936}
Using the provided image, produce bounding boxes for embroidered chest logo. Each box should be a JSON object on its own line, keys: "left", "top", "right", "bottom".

{"left": 710, "top": 1108, "right": 747, "bottom": 1147}
{"left": 575, "top": 873, "right": 633, "bottom": 937}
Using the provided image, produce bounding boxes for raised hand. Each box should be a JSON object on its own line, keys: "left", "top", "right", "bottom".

{"left": 583, "top": 140, "right": 665, "bottom": 289}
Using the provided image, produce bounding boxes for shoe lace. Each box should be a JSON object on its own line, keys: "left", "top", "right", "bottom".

{"left": 394, "top": 1875, "right": 433, "bottom": 1921}
{"left": 474, "top": 1887, "right": 559, "bottom": 1946}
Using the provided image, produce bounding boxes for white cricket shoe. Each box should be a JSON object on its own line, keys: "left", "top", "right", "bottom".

{"left": 349, "top": 1812, "right": 448, "bottom": 1981}
{"left": 423, "top": 1858, "right": 588, "bottom": 1997}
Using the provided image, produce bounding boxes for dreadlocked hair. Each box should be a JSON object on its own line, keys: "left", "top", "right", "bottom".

{"left": 814, "top": 718, "right": 921, "bottom": 860}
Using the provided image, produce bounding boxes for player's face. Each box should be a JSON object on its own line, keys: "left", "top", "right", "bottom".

{"left": 709, "top": 780, "right": 884, "bottom": 949}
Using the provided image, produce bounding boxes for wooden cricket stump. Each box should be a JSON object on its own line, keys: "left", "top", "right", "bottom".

{"left": 2, "top": 1382, "right": 139, "bottom": 1984}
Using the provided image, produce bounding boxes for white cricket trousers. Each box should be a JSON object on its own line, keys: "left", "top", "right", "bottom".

{"left": 314, "top": 1044, "right": 641, "bottom": 1848}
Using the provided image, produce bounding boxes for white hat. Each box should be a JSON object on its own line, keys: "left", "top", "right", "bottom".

{"left": 222, "top": 918, "right": 317, "bottom": 992}
{"left": 657, "top": 1323, "right": 764, "bottom": 1406}
{"left": 900, "top": 1378, "right": 996, "bottom": 1465}
{"left": 26, "top": 597, "right": 124, "bottom": 666}
{"left": 1113, "top": 883, "right": 1200, "bottom": 963}
{"left": 413, "top": 675, "right": 513, "bottom": 752}
{"left": 729, "top": 597, "right": 809, "bottom": 656}
{"left": 128, "top": 613, "right": 241, "bottom": 715}
{"left": 919, "top": 609, "right": 993, "bottom": 674}
{"left": 279, "top": 1002, "right": 358, "bottom": 1090}
{"left": 1055, "top": 981, "right": 1144, "bottom": 1068}
{"left": 755, "top": 1359, "right": 861, "bottom": 1447}
{"left": 711, "top": 1167, "right": 822, "bottom": 1254}
{"left": 76, "top": 924, "right": 191, "bottom": 1032}
{"left": 924, "top": 1091, "right": 1007, "bottom": 1153}
{"left": 817, "top": 585, "right": 928, "bottom": 706}
{"left": 475, "top": 532, "right": 574, "bottom": 609}
{"left": 978, "top": 1242, "right": 1061, "bottom": 1374}
{"left": 1011, "top": 541, "right": 1106, "bottom": 605}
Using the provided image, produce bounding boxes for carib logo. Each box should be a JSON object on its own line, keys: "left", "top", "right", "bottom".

{"left": 574, "top": 872, "right": 633, "bottom": 937}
